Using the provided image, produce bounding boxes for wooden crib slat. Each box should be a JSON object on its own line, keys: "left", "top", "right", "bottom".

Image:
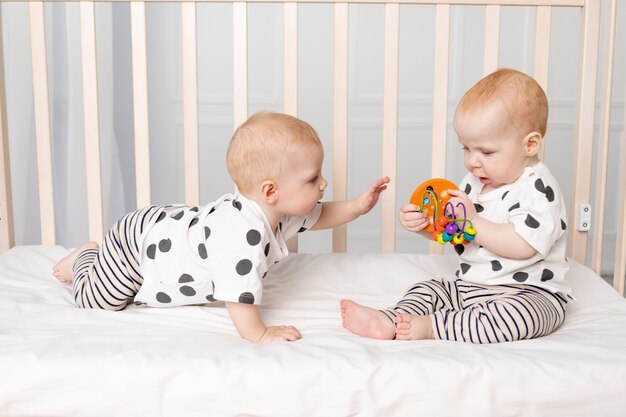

{"left": 80, "top": 1, "right": 104, "bottom": 243}
{"left": 332, "top": 2, "right": 348, "bottom": 252}
{"left": 283, "top": 2, "right": 298, "bottom": 116}
{"left": 568, "top": 0, "right": 600, "bottom": 264}
{"left": 591, "top": 0, "right": 615, "bottom": 276}
{"left": 429, "top": 3, "right": 450, "bottom": 255}
{"left": 283, "top": 1, "right": 299, "bottom": 253}
{"left": 130, "top": 2, "right": 152, "bottom": 208}
{"left": 233, "top": 2, "right": 248, "bottom": 128}
{"left": 615, "top": 100, "right": 626, "bottom": 294}
{"left": 533, "top": 6, "right": 551, "bottom": 92}
{"left": 0, "top": 7, "right": 14, "bottom": 252}
{"left": 29, "top": 2, "right": 56, "bottom": 245}
{"left": 483, "top": 5, "right": 500, "bottom": 75}
{"left": 381, "top": 2, "right": 399, "bottom": 253}
{"left": 182, "top": 2, "right": 200, "bottom": 206}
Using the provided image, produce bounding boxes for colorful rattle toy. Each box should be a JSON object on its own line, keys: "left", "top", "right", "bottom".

{"left": 409, "top": 178, "right": 477, "bottom": 246}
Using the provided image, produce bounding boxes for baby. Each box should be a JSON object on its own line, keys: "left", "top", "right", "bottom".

{"left": 341, "top": 69, "right": 572, "bottom": 343}
{"left": 54, "top": 111, "right": 390, "bottom": 343}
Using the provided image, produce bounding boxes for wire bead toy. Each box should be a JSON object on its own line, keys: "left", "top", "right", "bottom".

{"left": 409, "top": 179, "right": 477, "bottom": 245}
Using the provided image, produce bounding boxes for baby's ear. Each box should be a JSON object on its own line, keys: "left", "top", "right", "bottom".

{"left": 524, "top": 132, "right": 543, "bottom": 156}
{"left": 260, "top": 179, "right": 278, "bottom": 204}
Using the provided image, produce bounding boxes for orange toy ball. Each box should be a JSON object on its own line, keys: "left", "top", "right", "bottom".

{"left": 409, "top": 178, "right": 459, "bottom": 232}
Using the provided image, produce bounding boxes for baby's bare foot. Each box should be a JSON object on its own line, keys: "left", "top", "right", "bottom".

{"left": 340, "top": 299, "right": 395, "bottom": 340}
{"left": 394, "top": 313, "right": 435, "bottom": 340}
{"left": 52, "top": 241, "right": 99, "bottom": 284}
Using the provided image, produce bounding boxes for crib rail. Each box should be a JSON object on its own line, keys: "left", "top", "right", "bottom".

{"left": 0, "top": 0, "right": 624, "bottom": 294}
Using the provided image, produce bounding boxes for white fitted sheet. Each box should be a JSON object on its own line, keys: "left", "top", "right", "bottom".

{"left": 1, "top": 245, "right": 625, "bottom": 417}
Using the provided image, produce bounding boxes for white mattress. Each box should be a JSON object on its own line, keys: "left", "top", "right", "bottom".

{"left": 1, "top": 245, "right": 626, "bottom": 417}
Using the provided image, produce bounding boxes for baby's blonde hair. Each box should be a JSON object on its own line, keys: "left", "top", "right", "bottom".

{"left": 456, "top": 68, "right": 548, "bottom": 137}
{"left": 226, "top": 111, "right": 322, "bottom": 194}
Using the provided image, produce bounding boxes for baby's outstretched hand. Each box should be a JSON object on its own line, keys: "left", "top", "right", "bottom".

{"left": 353, "top": 176, "right": 390, "bottom": 216}
{"left": 399, "top": 203, "right": 430, "bottom": 233}
{"left": 258, "top": 325, "right": 302, "bottom": 343}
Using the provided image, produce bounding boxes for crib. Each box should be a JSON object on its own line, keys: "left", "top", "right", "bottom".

{"left": 0, "top": 1, "right": 625, "bottom": 416}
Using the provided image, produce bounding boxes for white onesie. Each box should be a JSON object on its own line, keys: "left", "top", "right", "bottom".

{"left": 134, "top": 194, "right": 322, "bottom": 306}
{"left": 455, "top": 161, "right": 572, "bottom": 297}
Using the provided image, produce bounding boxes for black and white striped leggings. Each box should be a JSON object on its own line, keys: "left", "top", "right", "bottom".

{"left": 72, "top": 206, "right": 161, "bottom": 310}
{"left": 381, "top": 279, "right": 567, "bottom": 343}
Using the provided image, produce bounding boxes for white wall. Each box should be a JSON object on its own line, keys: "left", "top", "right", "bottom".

{"left": 1, "top": 2, "right": 624, "bottom": 273}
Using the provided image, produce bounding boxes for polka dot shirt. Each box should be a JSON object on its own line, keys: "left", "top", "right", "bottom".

{"left": 454, "top": 161, "right": 572, "bottom": 297}
{"left": 134, "top": 193, "right": 322, "bottom": 307}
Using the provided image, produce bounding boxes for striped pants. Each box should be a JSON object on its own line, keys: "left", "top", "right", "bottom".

{"left": 381, "top": 279, "right": 568, "bottom": 343}
{"left": 72, "top": 206, "right": 160, "bottom": 310}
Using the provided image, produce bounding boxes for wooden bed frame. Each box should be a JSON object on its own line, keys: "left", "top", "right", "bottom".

{"left": 0, "top": 0, "right": 623, "bottom": 293}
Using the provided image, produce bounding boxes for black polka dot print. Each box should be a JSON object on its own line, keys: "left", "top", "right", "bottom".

{"left": 179, "top": 273, "right": 194, "bottom": 283}
{"left": 179, "top": 286, "right": 196, "bottom": 296}
{"left": 508, "top": 202, "right": 520, "bottom": 212}
{"left": 464, "top": 184, "right": 472, "bottom": 195}
{"left": 232, "top": 200, "right": 242, "bottom": 211}
{"left": 264, "top": 242, "right": 270, "bottom": 256}
{"left": 525, "top": 214, "right": 540, "bottom": 229}
{"left": 239, "top": 292, "right": 255, "bottom": 304}
{"left": 204, "top": 226, "right": 211, "bottom": 240}
{"left": 156, "top": 292, "right": 172, "bottom": 303}
{"left": 501, "top": 190, "right": 509, "bottom": 200}
{"left": 246, "top": 229, "right": 261, "bottom": 246}
{"left": 491, "top": 260, "right": 502, "bottom": 271}
{"left": 208, "top": 207, "right": 216, "bottom": 215}
{"left": 541, "top": 269, "right": 554, "bottom": 282}
{"left": 189, "top": 218, "right": 199, "bottom": 227}
{"left": 534, "top": 178, "right": 546, "bottom": 193}
{"left": 512, "top": 272, "right": 529, "bottom": 282}
{"left": 460, "top": 263, "right": 471, "bottom": 274}
{"left": 236, "top": 259, "right": 253, "bottom": 275}
{"left": 156, "top": 212, "right": 167, "bottom": 223}
{"left": 172, "top": 211, "right": 184, "bottom": 220}
{"left": 474, "top": 203, "right": 484, "bottom": 213}
{"left": 206, "top": 281, "right": 216, "bottom": 302}
{"left": 454, "top": 244, "right": 465, "bottom": 256}
{"left": 534, "top": 178, "right": 555, "bottom": 202}
{"left": 561, "top": 219, "right": 567, "bottom": 230}
{"left": 158, "top": 239, "right": 172, "bottom": 253}
{"left": 198, "top": 243, "right": 207, "bottom": 259}
{"left": 147, "top": 244, "right": 157, "bottom": 259}
{"left": 297, "top": 227, "right": 307, "bottom": 233}
{"left": 190, "top": 206, "right": 199, "bottom": 212}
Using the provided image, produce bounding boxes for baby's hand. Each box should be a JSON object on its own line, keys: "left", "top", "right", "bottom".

{"left": 353, "top": 176, "right": 390, "bottom": 216}
{"left": 399, "top": 203, "right": 430, "bottom": 233}
{"left": 446, "top": 189, "right": 478, "bottom": 221}
{"left": 258, "top": 325, "right": 302, "bottom": 343}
